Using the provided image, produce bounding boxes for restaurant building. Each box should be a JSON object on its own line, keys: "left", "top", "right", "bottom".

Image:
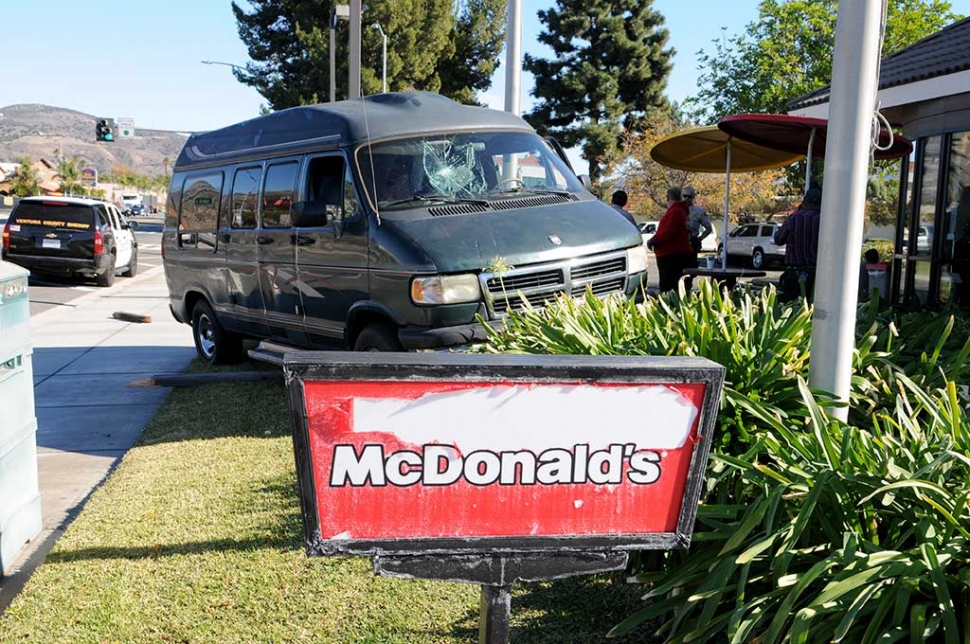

{"left": 788, "top": 17, "right": 970, "bottom": 306}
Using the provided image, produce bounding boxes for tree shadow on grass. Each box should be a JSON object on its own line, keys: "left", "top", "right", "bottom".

{"left": 47, "top": 476, "right": 305, "bottom": 564}
{"left": 136, "top": 380, "right": 292, "bottom": 446}
{"left": 448, "top": 573, "right": 660, "bottom": 644}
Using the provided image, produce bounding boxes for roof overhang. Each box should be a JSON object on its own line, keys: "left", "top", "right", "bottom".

{"left": 789, "top": 69, "right": 970, "bottom": 119}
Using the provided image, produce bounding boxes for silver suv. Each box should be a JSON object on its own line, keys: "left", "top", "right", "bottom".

{"left": 718, "top": 222, "right": 785, "bottom": 269}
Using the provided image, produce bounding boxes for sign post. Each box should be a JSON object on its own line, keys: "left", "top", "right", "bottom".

{"left": 284, "top": 352, "right": 724, "bottom": 643}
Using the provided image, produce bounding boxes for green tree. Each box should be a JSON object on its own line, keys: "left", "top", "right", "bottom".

{"left": 438, "top": 0, "right": 508, "bottom": 106}
{"left": 9, "top": 157, "right": 41, "bottom": 197}
{"left": 231, "top": 0, "right": 503, "bottom": 109}
{"left": 56, "top": 155, "right": 85, "bottom": 197}
{"left": 687, "top": 0, "right": 963, "bottom": 122}
{"left": 524, "top": 0, "right": 673, "bottom": 181}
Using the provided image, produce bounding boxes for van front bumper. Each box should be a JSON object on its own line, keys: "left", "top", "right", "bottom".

{"left": 398, "top": 320, "right": 503, "bottom": 350}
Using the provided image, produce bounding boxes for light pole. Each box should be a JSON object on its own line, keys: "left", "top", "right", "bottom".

{"left": 372, "top": 23, "right": 387, "bottom": 94}
{"left": 331, "top": 5, "right": 350, "bottom": 102}
{"left": 200, "top": 60, "right": 247, "bottom": 74}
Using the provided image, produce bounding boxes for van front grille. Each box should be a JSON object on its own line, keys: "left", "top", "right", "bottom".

{"left": 479, "top": 251, "right": 630, "bottom": 318}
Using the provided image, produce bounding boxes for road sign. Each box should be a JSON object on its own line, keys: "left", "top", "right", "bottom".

{"left": 116, "top": 118, "right": 135, "bottom": 138}
{"left": 80, "top": 167, "right": 98, "bottom": 187}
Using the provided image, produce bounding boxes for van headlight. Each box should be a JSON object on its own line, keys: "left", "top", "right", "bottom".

{"left": 626, "top": 245, "right": 649, "bottom": 274}
{"left": 411, "top": 274, "right": 482, "bottom": 305}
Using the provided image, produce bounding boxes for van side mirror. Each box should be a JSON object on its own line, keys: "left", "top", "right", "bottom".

{"left": 578, "top": 174, "right": 592, "bottom": 190}
{"left": 292, "top": 200, "right": 330, "bottom": 228}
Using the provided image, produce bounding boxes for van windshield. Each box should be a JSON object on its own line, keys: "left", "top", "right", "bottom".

{"left": 356, "top": 131, "right": 583, "bottom": 210}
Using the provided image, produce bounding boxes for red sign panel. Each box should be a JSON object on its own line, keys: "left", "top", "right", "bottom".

{"left": 301, "top": 379, "right": 708, "bottom": 542}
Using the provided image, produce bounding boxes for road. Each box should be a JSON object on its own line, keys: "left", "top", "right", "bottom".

{"left": 17, "top": 218, "right": 165, "bottom": 317}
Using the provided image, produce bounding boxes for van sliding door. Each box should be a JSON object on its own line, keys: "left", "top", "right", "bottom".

{"left": 257, "top": 158, "right": 307, "bottom": 346}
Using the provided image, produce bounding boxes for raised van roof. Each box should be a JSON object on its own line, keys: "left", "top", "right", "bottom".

{"left": 174, "top": 92, "right": 535, "bottom": 171}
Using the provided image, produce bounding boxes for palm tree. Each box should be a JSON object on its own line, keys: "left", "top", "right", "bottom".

{"left": 56, "top": 155, "right": 85, "bottom": 197}
{"left": 9, "top": 156, "right": 41, "bottom": 197}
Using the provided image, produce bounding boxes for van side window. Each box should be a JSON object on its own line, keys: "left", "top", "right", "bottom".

{"left": 262, "top": 162, "right": 299, "bottom": 229}
{"left": 305, "top": 156, "right": 359, "bottom": 223}
{"left": 231, "top": 166, "right": 262, "bottom": 229}
{"left": 180, "top": 173, "right": 223, "bottom": 248}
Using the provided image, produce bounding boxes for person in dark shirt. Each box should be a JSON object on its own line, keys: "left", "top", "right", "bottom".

{"left": 774, "top": 184, "right": 822, "bottom": 301}
{"left": 648, "top": 186, "right": 694, "bottom": 293}
{"left": 610, "top": 190, "right": 638, "bottom": 227}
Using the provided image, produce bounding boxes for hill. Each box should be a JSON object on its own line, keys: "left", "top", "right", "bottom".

{"left": 0, "top": 104, "right": 188, "bottom": 177}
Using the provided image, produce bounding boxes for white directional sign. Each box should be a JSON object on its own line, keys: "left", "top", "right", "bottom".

{"left": 116, "top": 118, "right": 135, "bottom": 138}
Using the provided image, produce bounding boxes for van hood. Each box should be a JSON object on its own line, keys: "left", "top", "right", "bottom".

{"left": 382, "top": 200, "right": 643, "bottom": 273}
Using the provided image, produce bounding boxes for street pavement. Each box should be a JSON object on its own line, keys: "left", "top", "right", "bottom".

{"left": 0, "top": 261, "right": 196, "bottom": 612}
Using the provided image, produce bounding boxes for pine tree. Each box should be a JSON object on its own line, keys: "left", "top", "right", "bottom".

{"left": 524, "top": 0, "right": 673, "bottom": 181}
{"left": 231, "top": 0, "right": 505, "bottom": 109}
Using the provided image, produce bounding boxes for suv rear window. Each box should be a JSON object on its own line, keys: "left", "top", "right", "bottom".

{"left": 10, "top": 202, "right": 95, "bottom": 230}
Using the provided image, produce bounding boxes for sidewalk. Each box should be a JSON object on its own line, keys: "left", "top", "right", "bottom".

{"left": 0, "top": 265, "right": 196, "bottom": 611}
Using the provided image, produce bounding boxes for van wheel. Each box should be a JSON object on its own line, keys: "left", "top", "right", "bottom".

{"left": 122, "top": 247, "right": 138, "bottom": 277}
{"left": 192, "top": 300, "right": 242, "bottom": 365}
{"left": 752, "top": 248, "right": 765, "bottom": 270}
{"left": 96, "top": 254, "right": 116, "bottom": 287}
{"left": 354, "top": 323, "right": 403, "bottom": 352}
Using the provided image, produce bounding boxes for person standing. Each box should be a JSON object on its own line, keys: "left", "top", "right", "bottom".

{"left": 610, "top": 190, "right": 637, "bottom": 227}
{"left": 648, "top": 186, "right": 694, "bottom": 293}
{"left": 774, "top": 184, "right": 822, "bottom": 301}
{"left": 683, "top": 186, "right": 714, "bottom": 264}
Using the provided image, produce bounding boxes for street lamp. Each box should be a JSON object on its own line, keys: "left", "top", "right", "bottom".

{"left": 372, "top": 23, "right": 387, "bottom": 94}
{"left": 201, "top": 60, "right": 247, "bottom": 74}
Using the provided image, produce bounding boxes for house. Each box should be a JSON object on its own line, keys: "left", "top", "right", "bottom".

{"left": 788, "top": 17, "right": 970, "bottom": 307}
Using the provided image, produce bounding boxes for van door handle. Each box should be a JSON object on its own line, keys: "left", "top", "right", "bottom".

{"left": 291, "top": 234, "right": 316, "bottom": 246}
{"left": 256, "top": 235, "right": 273, "bottom": 245}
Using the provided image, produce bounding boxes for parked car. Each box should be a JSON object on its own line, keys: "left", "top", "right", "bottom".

{"left": 639, "top": 221, "right": 659, "bottom": 247}
{"left": 717, "top": 221, "right": 785, "bottom": 269}
{"left": 163, "top": 91, "right": 648, "bottom": 363}
{"left": 641, "top": 220, "right": 719, "bottom": 252}
{"left": 1, "top": 196, "right": 138, "bottom": 286}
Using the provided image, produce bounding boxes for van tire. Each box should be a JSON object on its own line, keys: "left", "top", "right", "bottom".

{"left": 122, "top": 247, "right": 138, "bottom": 277}
{"left": 96, "top": 254, "right": 116, "bottom": 287}
{"left": 354, "top": 323, "right": 403, "bottom": 352}
{"left": 192, "top": 300, "right": 243, "bottom": 365}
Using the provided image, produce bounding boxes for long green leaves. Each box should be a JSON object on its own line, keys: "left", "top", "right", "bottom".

{"left": 481, "top": 282, "right": 970, "bottom": 643}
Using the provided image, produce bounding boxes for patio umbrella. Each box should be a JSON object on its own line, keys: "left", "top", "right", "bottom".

{"left": 649, "top": 125, "right": 804, "bottom": 268}
{"left": 718, "top": 113, "right": 913, "bottom": 189}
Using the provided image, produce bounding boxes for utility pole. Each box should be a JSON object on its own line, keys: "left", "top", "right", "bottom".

{"left": 330, "top": 4, "right": 349, "bottom": 102}
{"left": 349, "top": 0, "right": 362, "bottom": 99}
{"left": 502, "top": 0, "right": 522, "bottom": 185}
{"left": 808, "top": 0, "right": 885, "bottom": 420}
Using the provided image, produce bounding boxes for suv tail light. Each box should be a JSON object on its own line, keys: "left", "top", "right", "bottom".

{"left": 94, "top": 230, "right": 104, "bottom": 255}
{"left": 2, "top": 222, "right": 9, "bottom": 250}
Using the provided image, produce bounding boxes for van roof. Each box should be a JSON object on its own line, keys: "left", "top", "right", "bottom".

{"left": 174, "top": 92, "right": 535, "bottom": 171}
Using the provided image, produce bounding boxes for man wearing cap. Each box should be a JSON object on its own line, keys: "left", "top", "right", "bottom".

{"left": 684, "top": 186, "right": 713, "bottom": 266}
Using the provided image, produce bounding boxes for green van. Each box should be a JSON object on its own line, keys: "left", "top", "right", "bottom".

{"left": 163, "top": 92, "right": 647, "bottom": 363}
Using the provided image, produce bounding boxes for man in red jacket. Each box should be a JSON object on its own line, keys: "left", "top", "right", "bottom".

{"left": 648, "top": 186, "right": 694, "bottom": 293}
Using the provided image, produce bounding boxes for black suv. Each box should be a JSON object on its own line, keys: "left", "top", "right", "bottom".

{"left": 2, "top": 197, "right": 139, "bottom": 287}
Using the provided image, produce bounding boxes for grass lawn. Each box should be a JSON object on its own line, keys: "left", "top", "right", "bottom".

{"left": 0, "top": 376, "right": 651, "bottom": 643}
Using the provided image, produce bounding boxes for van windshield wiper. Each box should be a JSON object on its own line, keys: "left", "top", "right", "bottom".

{"left": 489, "top": 187, "right": 574, "bottom": 198}
{"left": 381, "top": 194, "right": 489, "bottom": 209}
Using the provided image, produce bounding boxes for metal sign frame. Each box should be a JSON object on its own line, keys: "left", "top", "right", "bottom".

{"left": 284, "top": 352, "right": 724, "bottom": 558}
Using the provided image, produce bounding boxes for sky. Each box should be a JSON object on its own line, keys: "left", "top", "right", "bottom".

{"left": 0, "top": 0, "right": 757, "bottom": 134}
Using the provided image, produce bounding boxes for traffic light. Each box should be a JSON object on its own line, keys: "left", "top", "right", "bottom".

{"left": 96, "top": 119, "right": 114, "bottom": 142}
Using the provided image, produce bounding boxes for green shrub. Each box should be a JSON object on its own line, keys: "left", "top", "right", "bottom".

{"left": 480, "top": 281, "right": 815, "bottom": 452}
{"left": 480, "top": 281, "right": 970, "bottom": 643}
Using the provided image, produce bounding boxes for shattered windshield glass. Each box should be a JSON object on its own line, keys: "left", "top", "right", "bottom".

{"left": 356, "top": 131, "right": 583, "bottom": 210}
